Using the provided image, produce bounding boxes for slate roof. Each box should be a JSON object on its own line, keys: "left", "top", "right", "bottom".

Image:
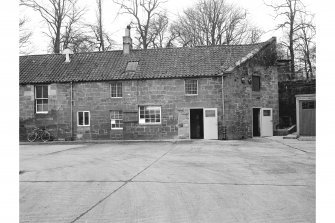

{"left": 19, "top": 37, "right": 275, "bottom": 84}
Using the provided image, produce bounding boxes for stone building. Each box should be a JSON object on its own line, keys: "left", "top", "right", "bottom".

{"left": 19, "top": 27, "right": 279, "bottom": 141}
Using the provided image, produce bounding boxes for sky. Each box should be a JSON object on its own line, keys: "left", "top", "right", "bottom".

{"left": 20, "top": 0, "right": 317, "bottom": 55}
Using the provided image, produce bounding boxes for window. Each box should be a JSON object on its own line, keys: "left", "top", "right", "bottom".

{"left": 185, "top": 79, "right": 198, "bottom": 95}
{"left": 263, "top": 110, "right": 271, "bottom": 116}
{"left": 110, "top": 82, "right": 122, "bottom": 98}
{"left": 110, "top": 110, "right": 123, "bottom": 129}
{"left": 126, "top": 61, "right": 139, "bottom": 71}
{"left": 77, "top": 111, "right": 90, "bottom": 126}
{"left": 35, "top": 85, "right": 48, "bottom": 113}
{"left": 252, "top": 75, "right": 260, "bottom": 91}
{"left": 205, "top": 110, "right": 216, "bottom": 117}
{"left": 302, "top": 101, "right": 315, "bottom": 109}
{"left": 139, "top": 106, "right": 161, "bottom": 124}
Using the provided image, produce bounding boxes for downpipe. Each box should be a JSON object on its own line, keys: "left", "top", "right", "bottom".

{"left": 71, "top": 81, "right": 74, "bottom": 140}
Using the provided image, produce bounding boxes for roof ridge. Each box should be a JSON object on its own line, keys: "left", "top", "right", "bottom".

{"left": 19, "top": 50, "right": 123, "bottom": 57}
{"left": 20, "top": 39, "right": 272, "bottom": 57}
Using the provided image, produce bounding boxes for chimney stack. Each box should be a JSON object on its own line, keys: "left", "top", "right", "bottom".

{"left": 123, "top": 25, "right": 132, "bottom": 54}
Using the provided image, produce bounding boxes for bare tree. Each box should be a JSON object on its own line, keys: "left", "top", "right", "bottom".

{"left": 165, "top": 23, "right": 182, "bottom": 48}
{"left": 84, "top": 0, "right": 115, "bottom": 51}
{"left": 223, "top": 6, "right": 249, "bottom": 45}
{"left": 21, "top": 0, "right": 83, "bottom": 54}
{"left": 170, "top": 0, "right": 263, "bottom": 47}
{"left": 61, "top": 1, "right": 86, "bottom": 50}
{"left": 296, "top": 13, "right": 315, "bottom": 79}
{"left": 170, "top": 0, "right": 230, "bottom": 47}
{"left": 113, "top": 0, "right": 167, "bottom": 49}
{"left": 244, "top": 26, "right": 265, "bottom": 44}
{"left": 19, "top": 17, "right": 33, "bottom": 54}
{"left": 149, "top": 11, "right": 169, "bottom": 48}
{"left": 264, "top": 0, "right": 308, "bottom": 79}
{"left": 86, "top": 24, "right": 116, "bottom": 51}
{"left": 276, "top": 42, "right": 290, "bottom": 59}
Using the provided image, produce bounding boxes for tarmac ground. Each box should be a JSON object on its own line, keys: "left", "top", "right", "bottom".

{"left": 20, "top": 137, "right": 315, "bottom": 223}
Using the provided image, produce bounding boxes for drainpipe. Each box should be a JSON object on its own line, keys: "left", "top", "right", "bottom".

{"left": 221, "top": 74, "right": 225, "bottom": 139}
{"left": 70, "top": 81, "right": 74, "bottom": 140}
{"left": 221, "top": 74, "right": 225, "bottom": 116}
{"left": 221, "top": 72, "right": 230, "bottom": 139}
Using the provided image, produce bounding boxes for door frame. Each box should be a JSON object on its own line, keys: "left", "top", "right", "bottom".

{"left": 252, "top": 107, "right": 261, "bottom": 137}
{"left": 295, "top": 94, "right": 316, "bottom": 136}
{"left": 260, "top": 107, "right": 273, "bottom": 137}
{"left": 252, "top": 107, "right": 273, "bottom": 137}
{"left": 189, "top": 107, "right": 204, "bottom": 139}
{"left": 203, "top": 108, "right": 218, "bottom": 139}
{"left": 189, "top": 107, "right": 218, "bottom": 140}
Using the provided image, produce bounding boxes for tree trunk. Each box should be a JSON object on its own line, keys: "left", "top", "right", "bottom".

{"left": 142, "top": 35, "right": 147, "bottom": 49}
{"left": 289, "top": 27, "right": 295, "bottom": 80}
{"left": 54, "top": 23, "right": 62, "bottom": 53}
{"left": 304, "top": 57, "right": 309, "bottom": 80}
{"left": 306, "top": 49, "right": 313, "bottom": 79}
{"left": 98, "top": 0, "right": 104, "bottom": 51}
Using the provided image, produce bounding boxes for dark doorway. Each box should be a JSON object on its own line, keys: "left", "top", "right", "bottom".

{"left": 190, "top": 109, "right": 204, "bottom": 139}
{"left": 253, "top": 108, "right": 261, "bottom": 137}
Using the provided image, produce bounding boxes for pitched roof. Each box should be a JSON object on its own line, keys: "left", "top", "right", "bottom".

{"left": 19, "top": 37, "right": 275, "bottom": 84}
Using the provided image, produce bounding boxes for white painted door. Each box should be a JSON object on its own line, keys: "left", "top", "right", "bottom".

{"left": 260, "top": 108, "right": 273, "bottom": 136}
{"left": 203, "top": 108, "right": 218, "bottom": 139}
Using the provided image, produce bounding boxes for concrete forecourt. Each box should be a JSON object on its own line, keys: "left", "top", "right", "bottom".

{"left": 20, "top": 137, "right": 315, "bottom": 223}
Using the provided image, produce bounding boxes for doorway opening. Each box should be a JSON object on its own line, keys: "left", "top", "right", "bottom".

{"left": 253, "top": 108, "right": 261, "bottom": 137}
{"left": 190, "top": 109, "right": 204, "bottom": 139}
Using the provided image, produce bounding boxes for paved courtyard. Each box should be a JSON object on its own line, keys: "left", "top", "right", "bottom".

{"left": 20, "top": 137, "right": 315, "bottom": 223}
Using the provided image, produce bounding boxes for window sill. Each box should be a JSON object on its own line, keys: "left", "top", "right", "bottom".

{"left": 139, "top": 123, "right": 162, "bottom": 126}
{"left": 110, "top": 97, "right": 122, "bottom": 99}
{"left": 77, "top": 125, "right": 90, "bottom": 127}
{"left": 111, "top": 128, "right": 123, "bottom": 130}
{"left": 185, "top": 94, "right": 198, "bottom": 96}
{"left": 36, "top": 112, "right": 48, "bottom": 114}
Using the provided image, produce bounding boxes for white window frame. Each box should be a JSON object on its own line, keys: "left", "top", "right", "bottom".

{"left": 110, "top": 110, "right": 123, "bottom": 130}
{"left": 138, "top": 106, "right": 161, "bottom": 125}
{"left": 77, "top": 111, "right": 90, "bottom": 126}
{"left": 110, "top": 82, "right": 122, "bottom": 98}
{"left": 185, "top": 79, "right": 198, "bottom": 95}
{"left": 35, "top": 85, "right": 49, "bottom": 114}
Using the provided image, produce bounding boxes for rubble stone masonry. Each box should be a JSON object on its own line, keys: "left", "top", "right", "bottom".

{"left": 20, "top": 77, "right": 224, "bottom": 140}
{"left": 19, "top": 43, "right": 278, "bottom": 141}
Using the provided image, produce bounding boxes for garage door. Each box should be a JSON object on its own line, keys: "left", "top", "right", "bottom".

{"left": 299, "top": 100, "right": 316, "bottom": 136}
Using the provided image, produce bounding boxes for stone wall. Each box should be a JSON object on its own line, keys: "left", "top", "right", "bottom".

{"left": 19, "top": 83, "right": 72, "bottom": 141}
{"left": 20, "top": 77, "right": 224, "bottom": 141}
{"left": 222, "top": 42, "right": 279, "bottom": 139}
{"left": 73, "top": 78, "right": 224, "bottom": 140}
{"left": 278, "top": 79, "right": 316, "bottom": 127}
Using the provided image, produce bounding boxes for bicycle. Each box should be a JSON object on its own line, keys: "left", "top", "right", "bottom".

{"left": 27, "top": 127, "right": 51, "bottom": 142}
